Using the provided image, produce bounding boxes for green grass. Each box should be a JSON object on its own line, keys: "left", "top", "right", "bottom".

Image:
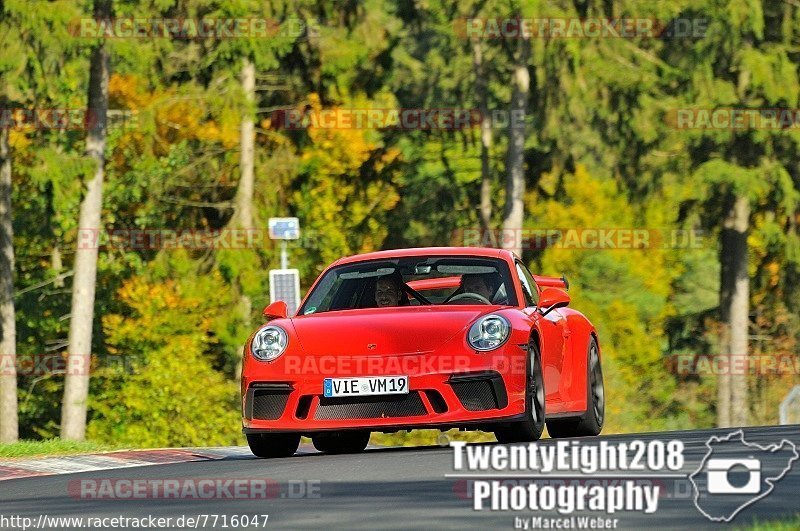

{"left": 740, "top": 515, "right": 800, "bottom": 530}
{"left": 0, "top": 439, "right": 114, "bottom": 459}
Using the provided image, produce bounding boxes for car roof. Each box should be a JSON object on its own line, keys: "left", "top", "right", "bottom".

{"left": 333, "top": 246, "right": 514, "bottom": 266}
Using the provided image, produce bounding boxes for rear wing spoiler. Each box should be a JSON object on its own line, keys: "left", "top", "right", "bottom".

{"left": 407, "top": 276, "right": 461, "bottom": 291}
{"left": 532, "top": 274, "right": 569, "bottom": 291}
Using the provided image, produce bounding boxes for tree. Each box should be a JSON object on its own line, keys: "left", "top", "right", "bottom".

{"left": 234, "top": 58, "right": 256, "bottom": 229}
{"left": 501, "top": 32, "right": 530, "bottom": 257}
{"left": 0, "top": 0, "right": 85, "bottom": 442}
{"left": 472, "top": 36, "right": 493, "bottom": 238}
{"left": 722, "top": 196, "right": 750, "bottom": 426}
{"left": 0, "top": 127, "right": 17, "bottom": 443}
{"left": 87, "top": 255, "right": 241, "bottom": 448}
{"left": 61, "top": 0, "right": 111, "bottom": 440}
{"left": 663, "top": 0, "right": 800, "bottom": 427}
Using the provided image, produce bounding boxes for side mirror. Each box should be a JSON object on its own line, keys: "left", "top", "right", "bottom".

{"left": 538, "top": 288, "right": 570, "bottom": 317}
{"left": 262, "top": 300, "right": 288, "bottom": 321}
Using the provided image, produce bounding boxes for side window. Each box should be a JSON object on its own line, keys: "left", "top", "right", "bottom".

{"left": 515, "top": 262, "right": 536, "bottom": 307}
{"left": 519, "top": 262, "right": 540, "bottom": 306}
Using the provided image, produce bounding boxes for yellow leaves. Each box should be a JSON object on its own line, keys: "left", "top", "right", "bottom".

{"left": 116, "top": 275, "right": 151, "bottom": 305}
{"left": 537, "top": 170, "right": 560, "bottom": 197}
{"left": 288, "top": 93, "right": 403, "bottom": 272}
{"left": 8, "top": 130, "right": 31, "bottom": 151}
{"left": 196, "top": 120, "right": 239, "bottom": 149}
{"left": 375, "top": 146, "right": 401, "bottom": 172}
{"left": 294, "top": 93, "right": 392, "bottom": 176}
{"left": 155, "top": 94, "right": 241, "bottom": 148}
{"left": 105, "top": 73, "right": 242, "bottom": 154}
{"left": 109, "top": 74, "right": 151, "bottom": 110}
{"left": 157, "top": 98, "right": 202, "bottom": 135}
{"left": 105, "top": 274, "right": 211, "bottom": 345}
{"left": 765, "top": 261, "right": 780, "bottom": 287}
{"left": 534, "top": 164, "right": 674, "bottom": 302}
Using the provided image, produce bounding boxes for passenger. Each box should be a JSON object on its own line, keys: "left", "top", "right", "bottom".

{"left": 375, "top": 272, "right": 407, "bottom": 307}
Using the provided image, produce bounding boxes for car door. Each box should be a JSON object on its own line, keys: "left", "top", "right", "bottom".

{"left": 516, "top": 262, "right": 568, "bottom": 411}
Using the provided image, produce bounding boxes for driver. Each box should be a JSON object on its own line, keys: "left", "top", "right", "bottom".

{"left": 459, "top": 273, "right": 497, "bottom": 302}
{"left": 375, "top": 272, "right": 407, "bottom": 307}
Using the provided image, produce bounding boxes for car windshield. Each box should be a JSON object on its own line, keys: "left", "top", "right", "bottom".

{"left": 298, "top": 256, "right": 518, "bottom": 315}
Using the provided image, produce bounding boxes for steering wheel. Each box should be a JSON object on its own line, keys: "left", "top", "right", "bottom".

{"left": 446, "top": 292, "right": 492, "bottom": 305}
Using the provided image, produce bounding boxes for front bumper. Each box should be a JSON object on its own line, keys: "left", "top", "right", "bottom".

{"left": 242, "top": 362, "right": 527, "bottom": 434}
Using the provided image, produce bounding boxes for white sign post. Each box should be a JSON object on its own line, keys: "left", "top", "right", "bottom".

{"left": 268, "top": 217, "right": 300, "bottom": 269}
{"left": 268, "top": 217, "right": 301, "bottom": 315}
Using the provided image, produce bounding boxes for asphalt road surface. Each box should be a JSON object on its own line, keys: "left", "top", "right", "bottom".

{"left": 1, "top": 425, "right": 799, "bottom": 530}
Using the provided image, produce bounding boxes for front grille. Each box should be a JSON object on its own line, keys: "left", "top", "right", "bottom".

{"left": 449, "top": 372, "right": 507, "bottom": 411}
{"left": 314, "top": 392, "right": 427, "bottom": 420}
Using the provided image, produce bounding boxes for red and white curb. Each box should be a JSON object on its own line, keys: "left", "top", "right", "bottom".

{"left": 0, "top": 441, "right": 374, "bottom": 481}
{"left": 0, "top": 446, "right": 255, "bottom": 482}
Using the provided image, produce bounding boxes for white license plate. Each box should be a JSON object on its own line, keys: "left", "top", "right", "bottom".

{"left": 323, "top": 376, "right": 408, "bottom": 398}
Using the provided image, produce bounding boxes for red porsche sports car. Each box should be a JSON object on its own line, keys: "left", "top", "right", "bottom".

{"left": 241, "top": 247, "right": 604, "bottom": 457}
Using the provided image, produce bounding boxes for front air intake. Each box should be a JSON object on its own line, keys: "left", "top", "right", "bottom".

{"left": 245, "top": 383, "right": 292, "bottom": 420}
{"left": 448, "top": 371, "right": 507, "bottom": 411}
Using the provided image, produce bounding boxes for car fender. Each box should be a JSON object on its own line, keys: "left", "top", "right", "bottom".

{"left": 560, "top": 308, "right": 599, "bottom": 414}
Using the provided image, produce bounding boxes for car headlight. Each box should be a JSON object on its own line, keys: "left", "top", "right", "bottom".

{"left": 467, "top": 314, "right": 511, "bottom": 351}
{"left": 251, "top": 325, "right": 288, "bottom": 361}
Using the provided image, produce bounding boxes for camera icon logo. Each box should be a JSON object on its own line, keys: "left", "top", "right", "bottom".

{"left": 689, "top": 430, "right": 798, "bottom": 522}
{"left": 706, "top": 458, "right": 760, "bottom": 494}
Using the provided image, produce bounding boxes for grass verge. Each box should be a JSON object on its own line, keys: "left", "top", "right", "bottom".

{"left": 739, "top": 515, "right": 800, "bottom": 530}
{"left": 371, "top": 429, "right": 495, "bottom": 447}
{"left": 0, "top": 439, "right": 113, "bottom": 459}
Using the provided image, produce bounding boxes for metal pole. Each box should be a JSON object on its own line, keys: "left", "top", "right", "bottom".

{"left": 281, "top": 240, "right": 288, "bottom": 270}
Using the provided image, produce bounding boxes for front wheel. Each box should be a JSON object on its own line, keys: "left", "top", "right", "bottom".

{"left": 494, "top": 338, "right": 545, "bottom": 443}
{"left": 546, "top": 336, "right": 604, "bottom": 438}
{"left": 312, "top": 430, "right": 370, "bottom": 454}
{"left": 247, "top": 433, "right": 300, "bottom": 458}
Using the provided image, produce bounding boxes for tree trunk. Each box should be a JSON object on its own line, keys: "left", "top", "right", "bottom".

{"left": 0, "top": 127, "right": 18, "bottom": 443}
{"left": 235, "top": 58, "right": 256, "bottom": 229}
{"left": 716, "top": 323, "right": 731, "bottom": 427}
{"left": 501, "top": 36, "right": 530, "bottom": 257}
{"left": 232, "top": 58, "right": 257, "bottom": 386}
{"left": 472, "top": 38, "right": 493, "bottom": 244}
{"left": 728, "top": 195, "right": 750, "bottom": 426}
{"left": 61, "top": 0, "right": 110, "bottom": 440}
{"left": 718, "top": 194, "right": 750, "bottom": 427}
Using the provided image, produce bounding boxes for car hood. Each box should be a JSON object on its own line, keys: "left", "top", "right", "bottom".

{"left": 289, "top": 306, "right": 496, "bottom": 356}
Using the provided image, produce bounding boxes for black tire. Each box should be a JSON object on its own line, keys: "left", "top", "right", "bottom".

{"left": 247, "top": 433, "right": 300, "bottom": 458}
{"left": 494, "top": 338, "right": 545, "bottom": 443}
{"left": 312, "top": 430, "right": 370, "bottom": 454}
{"left": 546, "top": 336, "right": 604, "bottom": 438}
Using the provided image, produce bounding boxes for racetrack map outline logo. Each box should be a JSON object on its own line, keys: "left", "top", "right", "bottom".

{"left": 688, "top": 430, "right": 799, "bottom": 522}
